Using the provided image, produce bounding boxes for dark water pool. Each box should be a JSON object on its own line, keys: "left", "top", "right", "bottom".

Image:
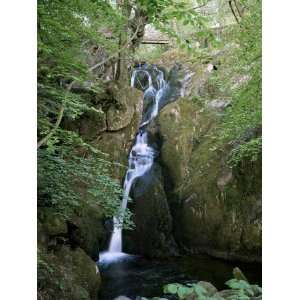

{"left": 98, "top": 254, "right": 262, "bottom": 300}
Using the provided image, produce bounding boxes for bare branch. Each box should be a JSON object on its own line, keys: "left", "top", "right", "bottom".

{"left": 234, "top": 0, "right": 243, "bottom": 18}
{"left": 37, "top": 81, "right": 75, "bottom": 149}
{"left": 229, "top": 0, "right": 240, "bottom": 24}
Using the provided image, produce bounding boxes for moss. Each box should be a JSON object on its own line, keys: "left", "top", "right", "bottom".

{"left": 38, "top": 208, "right": 68, "bottom": 237}
{"left": 38, "top": 246, "right": 101, "bottom": 300}
{"left": 158, "top": 93, "right": 261, "bottom": 262}
{"left": 124, "top": 163, "right": 178, "bottom": 257}
{"left": 67, "top": 201, "right": 108, "bottom": 260}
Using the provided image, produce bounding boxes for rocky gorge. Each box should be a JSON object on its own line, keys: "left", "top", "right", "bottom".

{"left": 38, "top": 44, "right": 261, "bottom": 299}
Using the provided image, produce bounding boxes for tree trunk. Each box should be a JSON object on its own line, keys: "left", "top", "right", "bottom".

{"left": 116, "top": 0, "right": 131, "bottom": 83}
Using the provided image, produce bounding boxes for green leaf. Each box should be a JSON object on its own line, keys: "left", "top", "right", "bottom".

{"left": 177, "top": 286, "right": 193, "bottom": 299}
{"left": 163, "top": 283, "right": 179, "bottom": 294}
{"left": 194, "top": 284, "right": 207, "bottom": 296}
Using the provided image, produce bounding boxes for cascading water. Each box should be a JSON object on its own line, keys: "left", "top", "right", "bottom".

{"left": 99, "top": 64, "right": 172, "bottom": 264}
{"left": 108, "top": 131, "right": 155, "bottom": 253}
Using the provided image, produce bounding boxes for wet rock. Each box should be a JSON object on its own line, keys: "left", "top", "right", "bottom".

{"left": 125, "top": 163, "right": 178, "bottom": 257}
{"left": 90, "top": 85, "right": 144, "bottom": 182}
{"left": 57, "top": 246, "right": 101, "bottom": 299}
{"left": 217, "top": 168, "right": 233, "bottom": 191}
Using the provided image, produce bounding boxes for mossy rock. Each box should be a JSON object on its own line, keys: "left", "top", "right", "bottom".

{"left": 157, "top": 95, "right": 261, "bottom": 262}
{"left": 68, "top": 201, "right": 108, "bottom": 260}
{"left": 106, "top": 85, "right": 143, "bottom": 131}
{"left": 90, "top": 85, "right": 143, "bottom": 182}
{"left": 124, "top": 163, "right": 178, "bottom": 257}
{"left": 38, "top": 208, "right": 68, "bottom": 237}
{"left": 38, "top": 246, "right": 101, "bottom": 300}
{"left": 158, "top": 97, "right": 211, "bottom": 192}
{"left": 63, "top": 107, "right": 107, "bottom": 142}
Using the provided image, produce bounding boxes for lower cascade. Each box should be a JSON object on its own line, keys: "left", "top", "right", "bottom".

{"left": 99, "top": 64, "right": 172, "bottom": 264}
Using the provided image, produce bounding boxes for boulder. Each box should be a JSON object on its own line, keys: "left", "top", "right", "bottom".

{"left": 67, "top": 201, "right": 109, "bottom": 260}
{"left": 64, "top": 107, "right": 107, "bottom": 142}
{"left": 38, "top": 246, "right": 101, "bottom": 300}
{"left": 38, "top": 208, "right": 68, "bottom": 237}
{"left": 91, "top": 84, "right": 144, "bottom": 182}
{"left": 106, "top": 85, "right": 143, "bottom": 131}
{"left": 78, "top": 108, "right": 107, "bottom": 140}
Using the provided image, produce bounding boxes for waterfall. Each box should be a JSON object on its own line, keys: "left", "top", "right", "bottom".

{"left": 108, "top": 131, "right": 155, "bottom": 253}
{"left": 99, "top": 64, "right": 168, "bottom": 264}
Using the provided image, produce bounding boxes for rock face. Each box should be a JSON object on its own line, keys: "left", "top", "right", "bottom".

{"left": 38, "top": 207, "right": 103, "bottom": 300}
{"left": 124, "top": 163, "right": 178, "bottom": 257}
{"left": 38, "top": 244, "right": 100, "bottom": 300}
{"left": 106, "top": 85, "right": 143, "bottom": 131}
{"left": 65, "top": 82, "right": 144, "bottom": 182}
{"left": 67, "top": 202, "right": 109, "bottom": 260}
{"left": 92, "top": 84, "right": 143, "bottom": 182}
{"left": 157, "top": 97, "right": 261, "bottom": 262}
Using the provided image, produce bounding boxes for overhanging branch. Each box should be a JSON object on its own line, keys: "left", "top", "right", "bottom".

{"left": 37, "top": 24, "right": 141, "bottom": 149}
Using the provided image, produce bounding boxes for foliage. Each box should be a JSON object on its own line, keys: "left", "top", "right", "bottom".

{"left": 135, "top": 44, "right": 171, "bottom": 62}
{"left": 37, "top": 0, "right": 124, "bottom": 138}
{"left": 37, "top": 0, "right": 135, "bottom": 230}
{"left": 151, "top": 0, "right": 214, "bottom": 52}
{"left": 195, "top": 0, "right": 262, "bottom": 164}
{"left": 225, "top": 278, "right": 262, "bottom": 299}
{"left": 129, "top": 0, "right": 214, "bottom": 55}
{"left": 221, "top": 0, "right": 262, "bottom": 141}
{"left": 163, "top": 282, "right": 222, "bottom": 300}
{"left": 37, "top": 0, "right": 215, "bottom": 229}
{"left": 37, "top": 248, "right": 55, "bottom": 290}
{"left": 140, "top": 275, "right": 262, "bottom": 300}
{"left": 37, "top": 129, "right": 134, "bottom": 229}
{"left": 228, "top": 137, "right": 262, "bottom": 167}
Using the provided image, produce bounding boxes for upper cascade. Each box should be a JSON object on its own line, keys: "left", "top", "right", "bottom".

{"left": 131, "top": 64, "right": 168, "bottom": 128}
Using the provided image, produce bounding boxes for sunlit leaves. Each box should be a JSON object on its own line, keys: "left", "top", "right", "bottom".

{"left": 37, "top": 133, "right": 134, "bottom": 229}
{"left": 228, "top": 137, "right": 262, "bottom": 166}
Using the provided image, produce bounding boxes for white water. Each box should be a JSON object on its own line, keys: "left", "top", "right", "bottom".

{"left": 100, "top": 65, "right": 167, "bottom": 264}
{"left": 108, "top": 131, "right": 154, "bottom": 253}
